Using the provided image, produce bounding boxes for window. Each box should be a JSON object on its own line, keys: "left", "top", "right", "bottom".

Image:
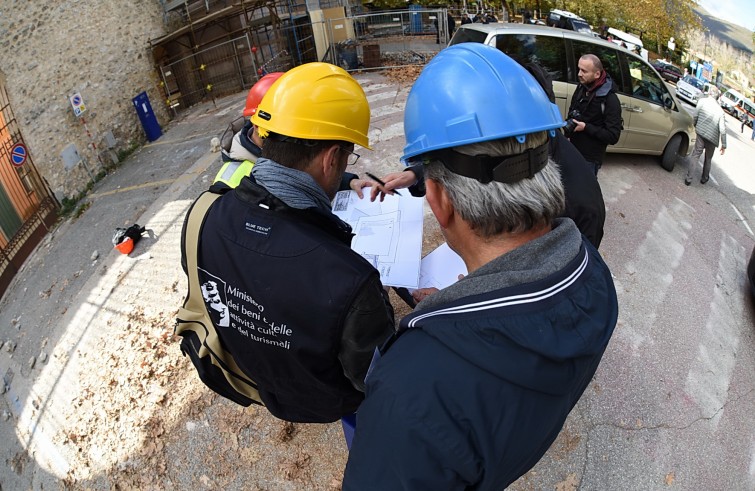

{"left": 741, "top": 100, "right": 755, "bottom": 119}
{"left": 626, "top": 58, "right": 669, "bottom": 106}
{"left": 450, "top": 28, "right": 488, "bottom": 45}
{"left": 570, "top": 40, "right": 623, "bottom": 90}
{"left": 724, "top": 92, "right": 739, "bottom": 104}
{"left": 494, "top": 34, "right": 568, "bottom": 83}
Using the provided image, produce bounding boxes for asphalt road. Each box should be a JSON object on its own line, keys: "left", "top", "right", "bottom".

{"left": 0, "top": 71, "right": 753, "bottom": 490}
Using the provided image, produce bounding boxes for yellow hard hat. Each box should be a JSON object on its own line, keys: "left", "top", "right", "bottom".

{"left": 252, "top": 63, "right": 371, "bottom": 149}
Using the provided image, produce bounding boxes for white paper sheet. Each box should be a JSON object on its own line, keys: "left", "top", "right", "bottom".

{"left": 418, "top": 242, "right": 468, "bottom": 290}
{"left": 333, "top": 190, "right": 424, "bottom": 288}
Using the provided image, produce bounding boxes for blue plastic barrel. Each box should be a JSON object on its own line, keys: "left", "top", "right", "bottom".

{"left": 409, "top": 4, "right": 423, "bottom": 34}
{"left": 132, "top": 91, "right": 162, "bottom": 142}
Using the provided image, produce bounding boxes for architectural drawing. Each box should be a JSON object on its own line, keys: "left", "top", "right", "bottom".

{"left": 332, "top": 190, "right": 423, "bottom": 288}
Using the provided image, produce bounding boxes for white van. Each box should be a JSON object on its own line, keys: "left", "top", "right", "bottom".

{"left": 607, "top": 27, "right": 648, "bottom": 61}
{"left": 719, "top": 89, "right": 745, "bottom": 114}
{"left": 719, "top": 89, "right": 754, "bottom": 128}
{"left": 449, "top": 23, "right": 696, "bottom": 171}
{"left": 736, "top": 98, "right": 755, "bottom": 128}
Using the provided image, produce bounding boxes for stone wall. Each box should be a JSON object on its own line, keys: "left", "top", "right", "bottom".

{"left": 0, "top": 0, "right": 170, "bottom": 199}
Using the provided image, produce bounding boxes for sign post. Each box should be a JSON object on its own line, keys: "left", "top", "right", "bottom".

{"left": 69, "top": 92, "right": 86, "bottom": 117}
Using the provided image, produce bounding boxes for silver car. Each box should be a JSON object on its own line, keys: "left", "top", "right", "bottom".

{"left": 449, "top": 23, "right": 696, "bottom": 171}
{"left": 675, "top": 75, "right": 705, "bottom": 106}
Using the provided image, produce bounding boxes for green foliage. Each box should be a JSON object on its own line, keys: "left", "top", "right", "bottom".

{"left": 59, "top": 186, "right": 92, "bottom": 219}
{"left": 536, "top": 0, "right": 699, "bottom": 46}
{"left": 116, "top": 141, "right": 140, "bottom": 163}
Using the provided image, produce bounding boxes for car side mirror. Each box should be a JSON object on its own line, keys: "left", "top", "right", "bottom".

{"left": 663, "top": 95, "right": 674, "bottom": 109}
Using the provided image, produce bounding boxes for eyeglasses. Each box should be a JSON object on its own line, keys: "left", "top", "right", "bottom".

{"left": 339, "top": 146, "right": 360, "bottom": 166}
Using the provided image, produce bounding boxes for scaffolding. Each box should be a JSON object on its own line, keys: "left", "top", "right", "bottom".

{"left": 150, "top": 0, "right": 343, "bottom": 113}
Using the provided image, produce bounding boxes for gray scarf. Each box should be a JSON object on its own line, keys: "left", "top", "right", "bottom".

{"left": 251, "top": 157, "right": 332, "bottom": 211}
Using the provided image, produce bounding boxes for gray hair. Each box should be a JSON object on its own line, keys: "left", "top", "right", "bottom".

{"left": 424, "top": 131, "right": 565, "bottom": 238}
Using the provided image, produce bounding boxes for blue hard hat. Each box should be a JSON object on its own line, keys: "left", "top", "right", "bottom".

{"left": 402, "top": 43, "right": 565, "bottom": 163}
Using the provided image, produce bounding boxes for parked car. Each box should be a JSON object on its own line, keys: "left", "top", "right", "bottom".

{"left": 652, "top": 61, "right": 683, "bottom": 84}
{"left": 675, "top": 75, "right": 705, "bottom": 106}
{"left": 448, "top": 23, "right": 696, "bottom": 171}
{"left": 545, "top": 10, "right": 595, "bottom": 37}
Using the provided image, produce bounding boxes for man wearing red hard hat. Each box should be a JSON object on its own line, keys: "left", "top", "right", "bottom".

{"left": 213, "top": 72, "right": 284, "bottom": 189}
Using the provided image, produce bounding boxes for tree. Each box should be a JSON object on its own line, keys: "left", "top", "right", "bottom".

{"left": 537, "top": 0, "right": 699, "bottom": 53}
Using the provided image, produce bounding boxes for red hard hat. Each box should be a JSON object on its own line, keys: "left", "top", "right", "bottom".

{"left": 243, "top": 72, "right": 285, "bottom": 117}
{"left": 115, "top": 237, "right": 134, "bottom": 255}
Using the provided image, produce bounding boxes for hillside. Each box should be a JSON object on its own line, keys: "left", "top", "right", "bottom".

{"left": 694, "top": 5, "right": 753, "bottom": 56}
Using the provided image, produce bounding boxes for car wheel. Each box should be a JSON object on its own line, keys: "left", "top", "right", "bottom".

{"left": 661, "top": 134, "right": 682, "bottom": 172}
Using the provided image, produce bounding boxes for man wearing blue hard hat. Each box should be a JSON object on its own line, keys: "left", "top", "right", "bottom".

{"left": 343, "top": 44, "right": 618, "bottom": 490}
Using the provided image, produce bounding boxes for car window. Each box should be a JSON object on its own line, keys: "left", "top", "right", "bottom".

{"left": 570, "top": 20, "right": 593, "bottom": 35}
{"left": 683, "top": 76, "right": 704, "bottom": 90}
{"left": 571, "top": 40, "right": 624, "bottom": 91}
{"left": 724, "top": 92, "right": 738, "bottom": 103}
{"left": 626, "top": 58, "right": 669, "bottom": 106}
{"left": 494, "top": 33, "right": 568, "bottom": 82}
{"left": 742, "top": 100, "right": 755, "bottom": 118}
{"left": 449, "top": 29, "right": 488, "bottom": 45}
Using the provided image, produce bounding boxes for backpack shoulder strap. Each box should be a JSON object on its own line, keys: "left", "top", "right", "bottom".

{"left": 177, "top": 191, "right": 263, "bottom": 406}
{"left": 183, "top": 192, "right": 220, "bottom": 313}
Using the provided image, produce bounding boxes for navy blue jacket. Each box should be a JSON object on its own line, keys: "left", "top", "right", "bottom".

{"left": 343, "top": 232, "right": 618, "bottom": 490}
{"left": 191, "top": 176, "right": 395, "bottom": 423}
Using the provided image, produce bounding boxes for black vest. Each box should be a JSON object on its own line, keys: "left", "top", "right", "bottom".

{"left": 196, "top": 177, "right": 376, "bottom": 422}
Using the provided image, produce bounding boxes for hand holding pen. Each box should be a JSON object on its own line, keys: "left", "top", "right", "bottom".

{"left": 366, "top": 171, "right": 420, "bottom": 202}
{"left": 366, "top": 172, "right": 403, "bottom": 197}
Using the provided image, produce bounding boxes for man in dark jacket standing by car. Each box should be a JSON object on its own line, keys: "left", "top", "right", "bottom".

{"left": 566, "top": 54, "right": 623, "bottom": 175}
{"left": 343, "top": 44, "right": 618, "bottom": 490}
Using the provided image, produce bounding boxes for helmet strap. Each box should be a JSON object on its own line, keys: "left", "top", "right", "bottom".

{"left": 422, "top": 142, "right": 549, "bottom": 184}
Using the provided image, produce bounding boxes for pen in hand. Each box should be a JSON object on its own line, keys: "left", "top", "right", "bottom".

{"left": 366, "top": 172, "right": 403, "bottom": 196}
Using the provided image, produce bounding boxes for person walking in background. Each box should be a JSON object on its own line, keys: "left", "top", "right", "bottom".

{"left": 738, "top": 108, "right": 748, "bottom": 134}
{"left": 566, "top": 54, "right": 623, "bottom": 176}
{"left": 343, "top": 43, "right": 618, "bottom": 491}
{"left": 685, "top": 92, "right": 726, "bottom": 186}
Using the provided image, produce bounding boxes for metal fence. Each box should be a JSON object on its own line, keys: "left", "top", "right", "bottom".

{"left": 156, "top": 9, "right": 451, "bottom": 114}
{"left": 159, "top": 35, "right": 259, "bottom": 113}
{"left": 157, "top": 22, "right": 321, "bottom": 115}
{"left": 0, "top": 82, "right": 59, "bottom": 297}
{"left": 326, "top": 9, "right": 449, "bottom": 71}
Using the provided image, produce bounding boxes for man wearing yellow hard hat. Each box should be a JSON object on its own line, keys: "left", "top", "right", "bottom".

{"left": 213, "top": 71, "right": 373, "bottom": 196}
{"left": 185, "top": 63, "right": 395, "bottom": 423}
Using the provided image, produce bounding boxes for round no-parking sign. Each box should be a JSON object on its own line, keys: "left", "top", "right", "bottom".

{"left": 10, "top": 143, "right": 27, "bottom": 167}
